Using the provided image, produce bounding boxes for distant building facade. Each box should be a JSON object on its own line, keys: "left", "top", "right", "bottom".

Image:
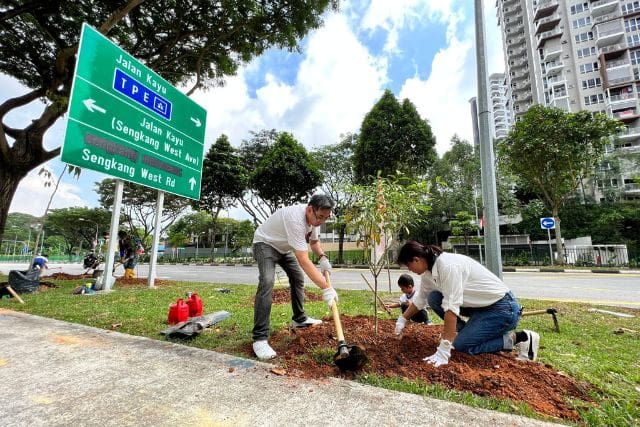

{"left": 495, "top": 0, "right": 640, "bottom": 201}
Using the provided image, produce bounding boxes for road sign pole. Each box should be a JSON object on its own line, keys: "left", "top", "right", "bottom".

{"left": 547, "top": 228, "right": 554, "bottom": 266}
{"left": 147, "top": 191, "right": 164, "bottom": 289}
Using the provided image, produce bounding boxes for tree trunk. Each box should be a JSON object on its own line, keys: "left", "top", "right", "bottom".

{"left": 0, "top": 167, "right": 30, "bottom": 234}
{"left": 553, "top": 210, "right": 564, "bottom": 265}
{"left": 338, "top": 222, "right": 346, "bottom": 264}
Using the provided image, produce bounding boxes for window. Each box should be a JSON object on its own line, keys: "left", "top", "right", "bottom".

{"left": 573, "top": 17, "right": 591, "bottom": 29}
{"left": 584, "top": 94, "right": 605, "bottom": 105}
{"left": 574, "top": 32, "right": 594, "bottom": 44}
{"left": 622, "top": 2, "right": 640, "bottom": 15}
{"left": 625, "top": 17, "right": 640, "bottom": 32}
{"left": 581, "top": 77, "right": 602, "bottom": 89}
{"left": 577, "top": 46, "right": 596, "bottom": 58}
{"left": 629, "top": 34, "right": 640, "bottom": 47}
{"left": 579, "top": 62, "right": 599, "bottom": 73}
{"left": 631, "top": 49, "right": 640, "bottom": 64}
{"left": 570, "top": 2, "right": 589, "bottom": 15}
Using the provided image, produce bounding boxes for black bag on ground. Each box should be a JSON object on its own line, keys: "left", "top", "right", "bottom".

{"left": 8, "top": 269, "right": 40, "bottom": 294}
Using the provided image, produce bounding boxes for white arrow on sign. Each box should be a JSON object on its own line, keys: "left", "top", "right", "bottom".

{"left": 83, "top": 99, "right": 106, "bottom": 114}
{"left": 190, "top": 117, "right": 201, "bottom": 127}
{"left": 189, "top": 176, "right": 196, "bottom": 190}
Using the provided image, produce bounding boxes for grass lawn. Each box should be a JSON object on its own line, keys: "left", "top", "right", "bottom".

{"left": 1, "top": 275, "right": 639, "bottom": 426}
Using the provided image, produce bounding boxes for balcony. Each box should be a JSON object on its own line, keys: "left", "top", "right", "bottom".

{"left": 612, "top": 108, "right": 640, "bottom": 120}
{"left": 596, "top": 26, "right": 625, "bottom": 48}
{"left": 606, "top": 58, "right": 631, "bottom": 69}
{"left": 544, "top": 60, "right": 564, "bottom": 75}
{"left": 617, "top": 127, "right": 640, "bottom": 140}
{"left": 543, "top": 47, "right": 562, "bottom": 62}
{"left": 599, "top": 42, "right": 629, "bottom": 56}
{"left": 607, "top": 74, "right": 635, "bottom": 88}
{"left": 624, "top": 182, "right": 640, "bottom": 193}
{"left": 511, "top": 70, "right": 529, "bottom": 81}
{"left": 536, "top": 28, "right": 562, "bottom": 47}
{"left": 510, "top": 57, "right": 528, "bottom": 69}
{"left": 504, "top": 6, "right": 522, "bottom": 16}
{"left": 533, "top": 0, "right": 559, "bottom": 20}
{"left": 593, "top": 11, "right": 622, "bottom": 25}
{"left": 510, "top": 45, "right": 527, "bottom": 57}
{"left": 591, "top": 0, "right": 620, "bottom": 17}
{"left": 535, "top": 12, "right": 561, "bottom": 34}
{"left": 547, "top": 76, "right": 566, "bottom": 87}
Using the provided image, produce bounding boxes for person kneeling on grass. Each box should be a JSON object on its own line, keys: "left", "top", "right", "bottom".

{"left": 394, "top": 241, "right": 540, "bottom": 367}
{"left": 386, "top": 273, "right": 432, "bottom": 325}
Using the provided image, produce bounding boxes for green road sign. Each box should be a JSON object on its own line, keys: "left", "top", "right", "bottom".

{"left": 61, "top": 23, "right": 206, "bottom": 199}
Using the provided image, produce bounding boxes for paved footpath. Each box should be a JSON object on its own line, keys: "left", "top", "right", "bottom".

{"left": 0, "top": 310, "right": 561, "bottom": 427}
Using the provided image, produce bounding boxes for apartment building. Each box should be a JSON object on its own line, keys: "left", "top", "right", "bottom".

{"left": 495, "top": 0, "right": 640, "bottom": 201}
{"left": 489, "top": 73, "right": 513, "bottom": 139}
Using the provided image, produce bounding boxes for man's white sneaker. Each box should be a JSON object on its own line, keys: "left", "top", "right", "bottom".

{"left": 291, "top": 317, "right": 322, "bottom": 328}
{"left": 515, "top": 330, "right": 540, "bottom": 361}
{"left": 252, "top": 340, "right": 276, "bottom": 360}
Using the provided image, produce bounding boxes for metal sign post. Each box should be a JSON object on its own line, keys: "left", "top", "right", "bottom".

{"left": 540, "top": 217, "right": 556, "bottom": 266}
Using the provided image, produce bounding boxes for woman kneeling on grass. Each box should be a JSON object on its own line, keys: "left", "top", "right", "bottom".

{"left": 395, "top": 240, "right": 540, "bottom": 367}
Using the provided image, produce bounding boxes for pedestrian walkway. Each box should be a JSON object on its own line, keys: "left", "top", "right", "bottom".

{"left": 0, "top": 310, "right": 560, "bottom": 426}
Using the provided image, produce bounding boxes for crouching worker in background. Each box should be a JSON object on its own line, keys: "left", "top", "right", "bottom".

{"left": 386, "top": 273, "right": 431, "bottom": 325}
{"left": 118, "top": 230, "right": 141, "bottom": 279}
{"left": 394, "top": 241, "right": 540, "bottom": 367}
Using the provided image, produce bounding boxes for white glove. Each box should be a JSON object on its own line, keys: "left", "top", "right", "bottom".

{"left": 423, "top": 339, "right": 453, "bottom": 367}
{"left": 395, "top": 316, "right": 407, "bottom": 335}
{"left": 319, "top": 256, "right": 332, "bottom": 274}
{"left": 322, "top": 287, "right": 338, "bottom": 309}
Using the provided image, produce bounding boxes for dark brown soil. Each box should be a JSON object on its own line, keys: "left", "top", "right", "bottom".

{"left": 242, "top": 314, "right": 593, "bottom": 421}
{"left": 255, "top": 287, "right": 323, "bottom": 304}
{"left": 44, "top": 273, "right": 175, "bottom": 287}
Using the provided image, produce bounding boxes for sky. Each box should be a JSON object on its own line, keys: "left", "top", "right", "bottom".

{"left": 4, "top": 0, "right": 505, "bottom": 219}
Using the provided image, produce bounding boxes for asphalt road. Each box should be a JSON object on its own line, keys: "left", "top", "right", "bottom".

{"left": 2, "top": 262, "right": 639, "bottom": 308}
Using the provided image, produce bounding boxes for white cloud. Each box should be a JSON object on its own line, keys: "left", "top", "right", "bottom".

{"left": 361, "top": 0, "right": 456, "bottom": 53}
{"left": 399, "top": 36, "right": 474, "bottom": 154}
{"left": 9, "top": 165, "right": 88, "bottom": 216}
{"left": 193, "top": 12, "right": 388, "bottom": 150}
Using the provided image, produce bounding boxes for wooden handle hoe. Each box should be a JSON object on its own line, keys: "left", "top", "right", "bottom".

{"left": 6, "top": 286, "right": 25, "bottom": 304}
{"left": 324, "top": 271, "right": 368, "bottom": 371}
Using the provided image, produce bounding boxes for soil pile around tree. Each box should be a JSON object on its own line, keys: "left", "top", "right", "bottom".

{"left": 249, "top": 289, "right": 592, "bottom": 421}
{"left": 44, "top": 273, "right": 174, "bottom": 287}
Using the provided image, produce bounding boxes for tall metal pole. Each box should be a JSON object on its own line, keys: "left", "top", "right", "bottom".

{"left": 474, "top": 0, "right": 503, "bottom": 278}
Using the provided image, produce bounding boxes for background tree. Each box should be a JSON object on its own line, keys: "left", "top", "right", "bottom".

{"left": 449, "top": 211, "right": 478, "bottom": 255}
{"left": 168, "top": 211, "right": 213, "bottom": 257}
{"left": 251, "top": 132, "right": 323, "bottom": 213}
{"left": 353, "top": 89, "right": 436, "bottom": 183}
{"left": 311, "top": 133, "right": 358, "bottom": 263}
{"left": 0, "top": 0, "right": 340, "bottom": 235}
{"left": 96, "top": 179, "right": 191, "bottom": 248}
{"left": 421, "top": 136, "right": 479, "bottom": 244}
{"left": 236, "top": 129, "right": 279, "bottom": 224}
{"left": 43, "top": 207, "right": 111, "bottom": 255}
{"left": 346, "top": 173, "right": 430, "bottom": 333}
{"left": 499, "top": 105, "right": 623, "bottom": 263}
{"left": 195, "top": 134, "right": 247, "bottom": 247}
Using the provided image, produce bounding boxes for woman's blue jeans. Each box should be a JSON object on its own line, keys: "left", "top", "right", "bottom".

{"left": 427, "top": 291, "right": 521, "bottom": 355}
{"left": 252, "top": 242, "right": 308, "bottom": 341}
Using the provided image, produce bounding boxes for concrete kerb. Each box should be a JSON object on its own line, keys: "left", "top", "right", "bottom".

{"left": 0, "top": 310, "right": 560, "bottom": 427}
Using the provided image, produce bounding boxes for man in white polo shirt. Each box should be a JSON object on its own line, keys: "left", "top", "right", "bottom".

{"left": 251, "top": 194, "right": 338, "bottom": 360}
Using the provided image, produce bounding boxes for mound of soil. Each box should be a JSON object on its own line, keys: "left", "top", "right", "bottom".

{"left": 253, "top": 288, "right": 323, "bottom": 304}
{"left": 43, "top": 273, "right": 174, "bottom": 288}
{"left": 245, "top": 315, "right": 592, "bottom": 421}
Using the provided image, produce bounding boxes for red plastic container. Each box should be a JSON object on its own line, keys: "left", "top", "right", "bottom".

{"left": 168, "top": 299, "right": 189, "bottom": 324}
{"left": 186, "top": 293, "right": 203, "bottom": 317}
